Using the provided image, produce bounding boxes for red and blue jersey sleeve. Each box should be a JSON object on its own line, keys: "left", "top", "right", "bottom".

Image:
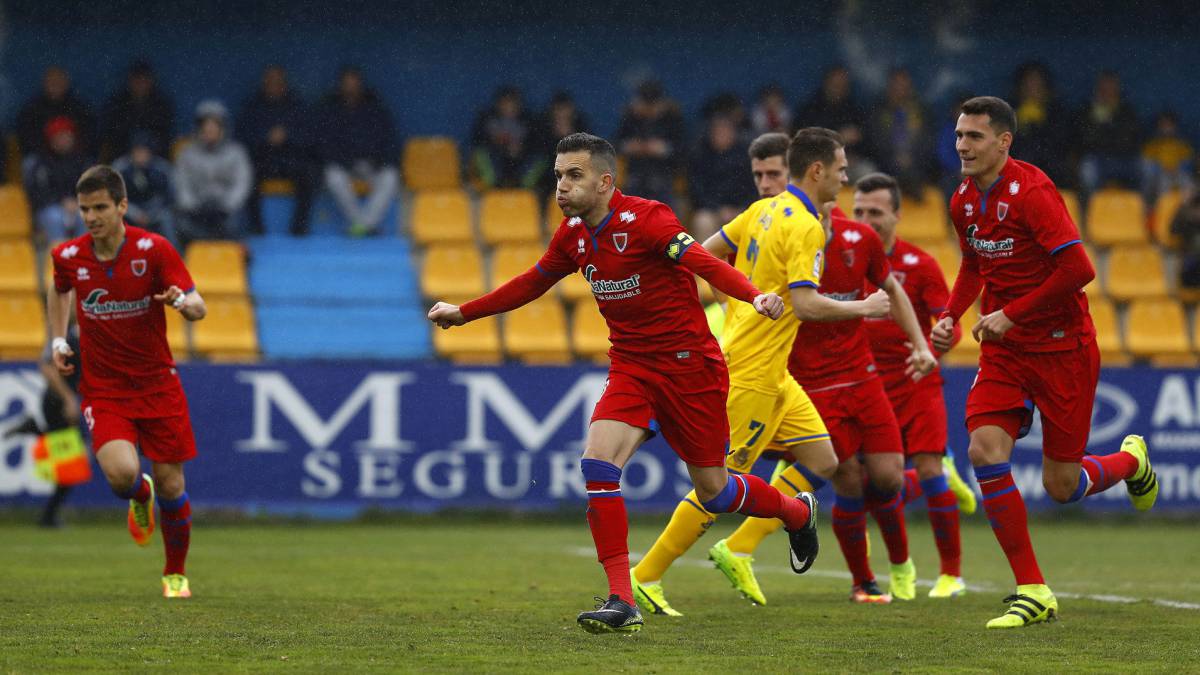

{"left": 1024, "top": 184, "right": 1081, "bottom": 256}
{"left": 156, "top": 237, "right": 195, "bottom": 292}
{"left": 536, "top": 226, "right": 580, "bottom": 279}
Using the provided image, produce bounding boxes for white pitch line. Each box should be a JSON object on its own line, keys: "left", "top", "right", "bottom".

{"left": 565, "top": 546, "right": 1200, "bottom": 612}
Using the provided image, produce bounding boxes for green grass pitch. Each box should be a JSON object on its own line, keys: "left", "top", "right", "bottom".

{"left": 1, "top": 514, "right": 1198, "bottom": 672}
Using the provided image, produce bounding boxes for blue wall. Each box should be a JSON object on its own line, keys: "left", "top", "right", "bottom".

{"left": 2, "top": 0, "right": 1197, "bottom": 144}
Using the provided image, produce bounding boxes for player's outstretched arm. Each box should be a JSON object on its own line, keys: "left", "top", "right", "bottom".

{"left": 676, "top": 242, "right": 775, "bottom": 316}
{"left": 434, "top": 266, "right": 560, "bottom": 329}
{"left": 882, "top": 275, "right": 936, "bottom": 380}
{"left": 155, "top": 286, "right": 207, "bottom": 321}
{"left": 428, "top": 302, "right": 465, "bottom": 329}
{"left": 46, "top": 287, "right": 76, "bottom": 376}
{"left": 789, "top": 285, "right": 890, "bottom": 322}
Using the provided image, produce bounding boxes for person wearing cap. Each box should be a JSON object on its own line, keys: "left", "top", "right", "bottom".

{"left": 22, "top": 115, "right": 92, "bottom": 243}
{"left": 173, "top": 100, "right": 253, "bottom": 248}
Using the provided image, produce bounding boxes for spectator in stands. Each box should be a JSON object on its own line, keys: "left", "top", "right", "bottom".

{"left": 867, "top": 67, "right": 934, "bottom": 197}
{"left": 101, "top": 59, "right": 175, "bottom": 161}
{"left": 1009, "top": 62, "right": 1073, "bottom": 187}
{"left": 314, "top": 66, "right": 400, "bottom": 237}
{"left": 470, "top": 85, "right": 543, "bottom": 190}
{"left": 702, "top": 92, "right": 750, "bottom": 138}
{"left": 796, "top": 65, "right": 873, "bottom": 179}
{"left": 174, "top": 100, "right": 252, "bottom": 247}
{"left": 23, "top": 116, "right": 91, "bottom": 243}
{"left": 535, "top": 91, "right": 590, "bottom": 197}
{"left": 1172, "top": 190, "right": 1200, "bottom": 288}
{"left": 1077, "top": 70, "right": 1143, "bottom": 197}
{"left": 239, "top": 65, "right": 316, "bottom": 236}
{"left": 688, "top": 115, "right": 754, "bottom": 242}
{"left": 935, "top": 93, "right": 974, "bottom": 198}
{"left": 17, "top": 66, "right": 97, "bottom": 157}
{"left": 113, "top": 132, "right": 177, "bottom": 246}
{"left": 1141, "top": 111, "right": 1195, "bottom": 202}
{"left": 616, "top": 79, "right": 686, "bottom": 205}
{"left": 750, "top": 83, "right": 792, "bottom": 136}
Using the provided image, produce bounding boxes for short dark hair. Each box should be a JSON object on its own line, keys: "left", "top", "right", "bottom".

{"left": 787, "top": 127, "right": 844, "bottom": 179}
{"left": 76, "top": 165, "right": 126, "bottom": 203}
{"left": 961, "top": 96, "right": 1017, "bottom": 136}
{"left": 855, "top": 172, "right": 901, "bottom": 213}
{"left": 748, "top": 133, "right": 790, "bottom": 162}
{"left": 556, "top": 132, "right": 617, "bottom": 174}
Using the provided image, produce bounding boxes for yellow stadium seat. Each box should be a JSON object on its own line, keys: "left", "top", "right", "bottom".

{"left": 941, "top": 303, "right": 981, "bottom": 367}
{"left": 503, "top": 298, "right": 570, "bottom": 363}
{"left": 410, "top": 189, "right": 473, "bottom": 245}
{"left": 489, "top": 243, "right": 544, "bottom": 290}
{"left": 0, "top": 294, "right": 44, "bottom": 359}
{"left": 1088, "top": 297, "right": 1129, "bottom": 365}
{"left": 186, "top": 240, "right": 247, "bottom": 298}
{"left": 836, "top": 186, "right": 855, "bottom": 217}
{"left": 1126, "top": 298, "right": 1194, "bottom": 365}
{"left": 559, "top": 269, "right": 593, "bottom": 305}
{"left": 165, "top": 304, "right": 190, "bottom": 361}
{"left": 0, "top": 185, "right": 32, "bottom": 239}
{"left": 899, "top": 187, "right": 949, "bottom": 244}
{"left": 924, "top": 240, "right": 961, "bottom": 288}
{"left": 1105, "top": 245, "right": 1168, "bottom": 301}
{"left": 402, "top": 137, "right": 462, "bottom": 191}
{"left": 421, "top": 244, "right": 485, "bottom": 304}
{"left": 259, "top": 178, "right": 294, "bottom": 196}
{"left": 545, "top": 193, "right": 565, "bottom": 233}
{"left": 1153, "top": 189, "right": 1183, "bottom": 246}
{"left": 480, "top": 189, "right": 541, "bottom": 245}
{"left": 1087, "top": 188, "right": 1147, "bottom": 246}
{"left": 571, "top": 301, "right": 611, "bottom": 362}
{"left": 192, "top": 296, "right": 257, "bottom": 361}
{"left": 433, "top": 315, "right": 501, "bottom": 363}
{"left": 1058, "top": 190, "right": 1083, "bottom": 228}
{"left": 0, "top": 240, "right": 37, "bottom": 293}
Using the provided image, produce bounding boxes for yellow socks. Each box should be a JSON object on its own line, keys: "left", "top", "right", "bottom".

{"left": 633, "top": 491, "right": 716, "bottom": 582}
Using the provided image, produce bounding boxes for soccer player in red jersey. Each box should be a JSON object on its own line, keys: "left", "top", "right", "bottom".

{"left": 857, "top": 172, "right": 975, "bottom": 599}
{"left": 47, "top": 166, "right": 207, "bottom": 599}
{"left": 932, "top": 96, "right": 1157, "bottom": 628}
{"left": 428, "top": 133, "right": 818, "bottom": 634}
{"left": 779, "top": 143, "right": 938, "bottom": 603}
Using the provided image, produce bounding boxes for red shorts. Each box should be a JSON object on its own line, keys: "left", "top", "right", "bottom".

{"left": 807, "top": 377, "right": 904, "bottom": 463}
{"left": 82, "top": 384, "right": 197, "bottom": 464}
{"left": 966, "top": 339, "right": 1099, "bottom": 463}
{"left": 887, "top": 376, "right": 949, "bottom": 456}
{"left": 592, "top": 351, "right": 729, "bottom": 467}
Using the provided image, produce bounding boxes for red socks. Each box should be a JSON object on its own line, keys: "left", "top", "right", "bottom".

{"left": 832, "top": 495, "right": 873, "bottom": 585}
{"left": 866, "top": 488, "right": 909, "bottom": 565}
{"left": 118, "top": 474, "right": 152, "bottom": 503}
{"left": 157, "top": 493, "right": 191, "bottom": 576}
{"left": 1081, "top": 452, "right": 1139, "bottom": 497}
{"left": 920, "top": 475, "right": 962, "bottom": 577}
{"left": 700, "top": 473, "right": 810, "bottom": 530}
{"left": 581, "top": 459, "right": 632, "bottom": 605}
{"left": 975, "top": 463, "right": 1043, "bottom": 585}
{"left": 901, "top": 469, "right": 922, "bottom": 505}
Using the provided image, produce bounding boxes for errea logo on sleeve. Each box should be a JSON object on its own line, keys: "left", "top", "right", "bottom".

{"left": 137, "top": 237, "right": 154, "bottom": 251}
{"left": 60, "top": 245, "right": 79, "bottom": 259}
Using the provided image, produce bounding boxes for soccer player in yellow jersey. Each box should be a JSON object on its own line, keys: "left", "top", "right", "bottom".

{"left": 631, "top": 129, "right": 892, "bottom": 615}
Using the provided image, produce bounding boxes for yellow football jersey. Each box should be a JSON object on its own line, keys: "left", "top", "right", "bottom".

{"left": 718, "top": 185, "right": 825, "bottom": 394}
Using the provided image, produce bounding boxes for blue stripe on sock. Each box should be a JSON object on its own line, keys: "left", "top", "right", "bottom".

{"left": 983, "top": 484, "right": 1017, "bottom": 500}
{"left": 1083, "top": 455, "right": 1106, "bottom": 490}
{"left": 580, "top": 458, "right": 622, "bottom": 484}
{"left": 973, "top": 462, "right": 1011, "bottom": 481}
{"left": 794, "top": 463, "right": 828, "bottom": 492}
{"left": 927, "top": 505, "right": 959, "bottom": 513}
{"left": 1066, "top": 467, "right": 1089, "bottom": 503}
{"left": 834, "top": 494, "right": 865, "bottom": 512}
{"left": 779, "top": 475, "right": 801, "bottom": 494}
{"left": 920, "top": 475, "right": 950, "bottom": 496}
{"left": 157, "top": 491, "right": 188, "bottom": 512}
{"left": 117, "top": 475, "right": 145, "bottom": 500}
{"left": 701, "top": 476, "right": 738, "bottom": 513}
{"left": 587, "top": 491, "right": 623, "bottom": 498}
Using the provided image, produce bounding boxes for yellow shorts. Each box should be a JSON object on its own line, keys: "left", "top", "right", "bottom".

{"left": 725, "top": 378, "right": 830, "bottom": 473}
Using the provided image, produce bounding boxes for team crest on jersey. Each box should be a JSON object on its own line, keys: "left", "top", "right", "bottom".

{"left": 60, "top": 245, "right": 79, "bottom": 259}
{"left": 619, "top": 210, "right": 636, "bottom": 223}
{"left": 783, "top": 207, "right": 794, "bottom": 217}
{"left": 813, "top": 250, "right": 823, "bottom": 277}
{"left": 842, "top": 249, "right": 855, "bottom": 267}
{"left": 1009, "top": 180, "right": 1020, "bottom": 195}
{"left": 578, "top": 237, "right": 586, "bottom": 254}
{"left": 136, "top": 237, "right": 154, "bottom": 251}
{"left": 131, "top": 259, "right": 147, "bottom": 276}
{"left": 965, "top": 203, "right": 975, "bottom": 218}
{"left": 997, "top": 201, "right": 1010, "bottom": 221}
{"left": 613, "top": 232, "right": 628, "bottom": 252}
{"left": 903, "top": 253, "right": 920, "bottom": 265}
{"left": 842, "top": 229, "right": 862, "bottom": 243}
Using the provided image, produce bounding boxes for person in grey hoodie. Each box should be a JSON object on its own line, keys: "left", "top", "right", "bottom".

{"left": 174, "top": 99, "right": 253, "bottom": 248}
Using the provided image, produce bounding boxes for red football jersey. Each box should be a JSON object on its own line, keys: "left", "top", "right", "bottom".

{"left": 51, "top": 225, "right": 195, "bottom": 399}
{"left": 865, "top": 237, "right": 949, "bottom": 391}
{"left": 788, "top": 216, "right": 891, "bottom": 390}
{"left": 949, "top": 157, "right": 1094, "bottom": 351}
{"left": 538, "top": 189, "right": 720, "bottom": 361}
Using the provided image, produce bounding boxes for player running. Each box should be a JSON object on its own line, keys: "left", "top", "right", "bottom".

{"left": 47, "top": 166, "right": 206, "bottom": 599}
{"left": 428, "top": 133, "right": 818, "bottom": 635}
{"left": 856, "top": 172, "right": 975, "bottom": 599}
{"left": 631, "top": 130, "right": 859, "bottom": 615}
{"left": 932, "top": 96, "right": 1156, "bottom": 629}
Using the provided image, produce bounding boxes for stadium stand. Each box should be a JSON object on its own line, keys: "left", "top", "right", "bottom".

{"left": 570, "top": 301, "right": 610, "bottom": 362}
{"left": 420, "top": 243, "right": 486, "bottom": 304}
{"left": 402, "top": 136, "right": 462, "bottom": 191}
{"left": 1087, "top": 188, "right": 1148, "bottom": 246}
{"left": 479, "top": 189, "right": 542, "bottom": 245}
{"left": 185, "top": 241, "right": 248, "bottom": 298}
{"left": 165, "top": 302, "right": 189, "bottom": 360}
{"left": 192, "top": 296, "right": 258, "bottom": 361}
{"left": 502, "top": 297, "right": 570, "bottom": 363}
{"left": 1125, "top": 297, "right": 1195, "bottom": 365}
{"left": 410, "top": 189, "right": 473, "bottom": 245}
{"left": 925, "top": 240, "right": 961, "bottom": 287}
{"left": 0, "top": 294, "right": 44, "bottom": 359}
{"left": 0, "top": 240, "right": 37, "bottom": 293}
{"left": 898, "top": 186, "right": 951, "bottom": 244}
{"left": 1059, "top": 189, "right": 1083, "bottom": 228}
{"left": 1105, "top": 245, "right": 1169, "bottom": 300}
{"left": 1088, "top": 296, "right": 1129, "bottom": 365}
{"left": 489, "top": 243, "right": 544, "bottom": 290}
{"left": 433, "top": 315, "right": 501, "bottom": 363}
{"left": 0, "top": 185, "right": 33, "bottom": 239}
{"left": 1153, "top": 188, "right": 1183, "bottom": 246}
{"left": 558, "top": 269, "right": 593, "bottom": 305}
{"left": 941, "top": 302, "right": 981, "bottom": 366}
